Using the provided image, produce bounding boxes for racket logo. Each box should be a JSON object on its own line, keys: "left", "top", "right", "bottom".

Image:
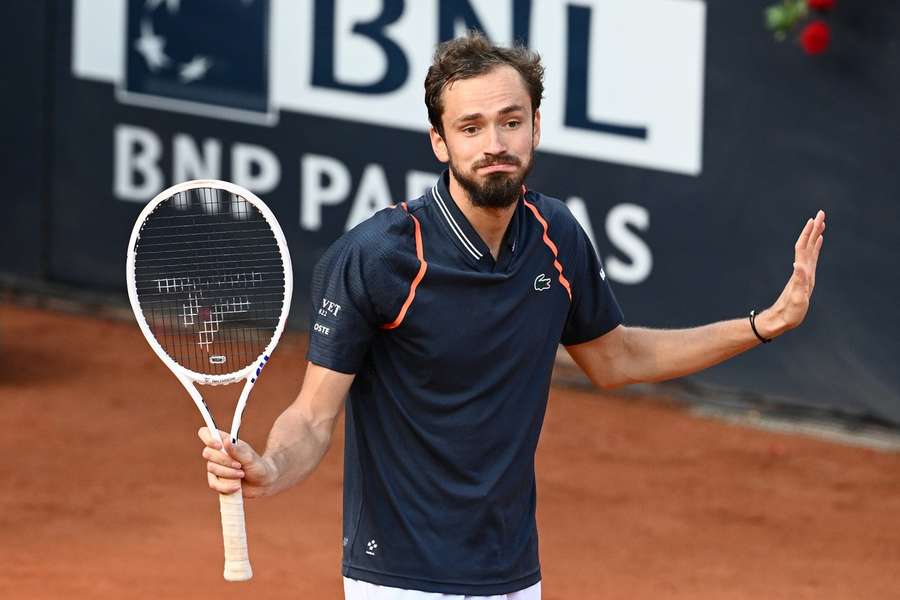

{"left": 155, "top": 273, "right": 263, "bottom": 350}
{"left": 209, "top": 355, "right": 227, "bottom": 365}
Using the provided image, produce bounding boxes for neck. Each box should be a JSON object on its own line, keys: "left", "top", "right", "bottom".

{"left": 448, "top": 172, "right": 518, "bottom": 260}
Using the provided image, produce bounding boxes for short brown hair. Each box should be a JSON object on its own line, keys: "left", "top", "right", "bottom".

{"left": 424, "top": 31, "right": 544, "bottom": 137}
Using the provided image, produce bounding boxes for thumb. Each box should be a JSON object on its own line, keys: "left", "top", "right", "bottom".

{"left": 222, "top": 435, "right": 259, "bottom": 464}
{"left": 222, "top": 437, "right": 271, "bottom": 484}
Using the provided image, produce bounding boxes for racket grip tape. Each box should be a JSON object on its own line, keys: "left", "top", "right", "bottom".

{"left": 219, "top": 487, "right": 253, "bottom": 581}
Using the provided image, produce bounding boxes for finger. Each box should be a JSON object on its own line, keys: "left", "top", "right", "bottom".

{"left": 806, "top": 233, "right": 824, "bottom": 274}
{"left": 197, "top": 427, "right": 229, "bottom": 450}
{"left": 796, "top": 218, "right": 814, "bottom": 250}
{"left": 207, "top": 461, "right": 245, "bottom": 479}
{"left": 808, "top": 210, "right": 826, "bottom": 249}
{"left": 202, "top": 446, "right": 243, "bottom": 469}
{"left": 810, "top": 235, "right": 823, "bottom": 290}
{"left": 197, "top": 427, "right": 219, "bottom": 449}
{"left": 207, "top": 471, "right": 241, "bottom": 494}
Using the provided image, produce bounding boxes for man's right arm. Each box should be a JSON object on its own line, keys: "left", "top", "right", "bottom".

{"left": 201, "top": 362, "right": 354, "bottom": 497}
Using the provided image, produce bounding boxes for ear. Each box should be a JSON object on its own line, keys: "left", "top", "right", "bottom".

{"left": 532, "top": 109, "right": 541, "bottom": 150}
{"left": 429, "top": 126, "right": 450, "bottom": 164}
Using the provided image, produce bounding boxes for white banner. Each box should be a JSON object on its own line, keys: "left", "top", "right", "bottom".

{"left": 73, "top": 0, "right": 705, "bottom": 175}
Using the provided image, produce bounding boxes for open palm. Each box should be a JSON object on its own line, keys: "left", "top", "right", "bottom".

{"left": 773, "top": 210, "right": 826, "bottom": 329}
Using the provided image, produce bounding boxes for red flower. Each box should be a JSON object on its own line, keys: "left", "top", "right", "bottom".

{"left": 800, "top": 20, "right": 831, "bottom": 55}
{"left": 807, "top": 0, "right": 836, "bottom": 11}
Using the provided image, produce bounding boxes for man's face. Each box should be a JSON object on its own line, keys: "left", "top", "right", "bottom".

{"left": 429, "top": 65, "right": 541, "bottom": 209}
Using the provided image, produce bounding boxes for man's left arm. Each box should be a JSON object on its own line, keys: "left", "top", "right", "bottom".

{"left": 567, "top": 210, "right": 826, "bottom": 390}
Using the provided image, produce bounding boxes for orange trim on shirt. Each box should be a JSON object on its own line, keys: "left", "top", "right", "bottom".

{"left": 382, "top": 203, "right": 428, "bottom": 330}
{"left": 522, "top": 198, "right": 573, "bottom": 302}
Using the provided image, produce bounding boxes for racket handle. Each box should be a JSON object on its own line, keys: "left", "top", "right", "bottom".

{"left": 219, "top": 487, "right": 253, "bottom": 581}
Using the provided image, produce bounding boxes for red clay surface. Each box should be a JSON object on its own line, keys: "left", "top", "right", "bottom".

{"left": 2, "top": 303, "right": 899, "bottom": 599}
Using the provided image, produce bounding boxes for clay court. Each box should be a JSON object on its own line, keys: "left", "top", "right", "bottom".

{"left": 3, "top": 302, "right": 899, "bottom": 599}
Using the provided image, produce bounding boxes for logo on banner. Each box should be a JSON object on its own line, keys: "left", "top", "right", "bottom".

{"left": 76, "top": 0, "right": 705, "bottom": 175}
{"left": 119, "top": 0, "right": 275, "bottom": 125}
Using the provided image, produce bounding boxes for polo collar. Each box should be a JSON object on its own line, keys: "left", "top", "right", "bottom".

{"left": 431, "top": 171, "right": 521, "bottom": 266}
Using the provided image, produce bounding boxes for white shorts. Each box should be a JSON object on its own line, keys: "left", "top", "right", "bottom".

{"left": 343, "top": 577, "right": 541, "bottom": 600}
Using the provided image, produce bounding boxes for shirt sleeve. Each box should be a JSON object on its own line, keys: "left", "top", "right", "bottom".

{"left": 306, "top": 236, "right": 379, "bottom": 374}
{"left": 560, "top": 222, "right": 624, "bottom": 346}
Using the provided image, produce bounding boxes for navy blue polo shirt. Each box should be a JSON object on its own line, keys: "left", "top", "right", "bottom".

{"left": 307, "top": 171, "right": 623, "bottom": 595}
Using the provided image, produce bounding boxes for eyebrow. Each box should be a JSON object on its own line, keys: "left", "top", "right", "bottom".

{"left": 453, "top": 104, "right": 527, "bottom": 125}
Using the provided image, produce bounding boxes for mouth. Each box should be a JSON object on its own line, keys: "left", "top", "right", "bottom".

{"left": 477, "top": 163, "right": 519, "bottom": 174}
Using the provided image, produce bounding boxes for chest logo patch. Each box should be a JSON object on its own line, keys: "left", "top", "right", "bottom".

{"left": 534, "top": 274, "right": 551, "bottom": 292}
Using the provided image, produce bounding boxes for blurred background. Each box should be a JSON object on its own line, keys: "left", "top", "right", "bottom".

{"left": 3, "top": 0, "right": 899, "bottom": 426}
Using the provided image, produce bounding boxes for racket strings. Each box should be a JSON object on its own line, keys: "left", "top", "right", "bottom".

{"left": 133, "top": 188, "right": 286, "bottom": 376}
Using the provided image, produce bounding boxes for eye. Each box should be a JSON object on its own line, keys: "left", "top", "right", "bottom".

{"left": 462, "top": 126, "right": 480, "bottom": 135}
{"left": 506, "top": 120, "right": 521, "bottom": 129}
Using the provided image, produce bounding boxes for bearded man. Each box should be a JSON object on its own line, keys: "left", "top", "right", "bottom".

{"left": 198, "top": 32, "right": 826, "bottom": 600}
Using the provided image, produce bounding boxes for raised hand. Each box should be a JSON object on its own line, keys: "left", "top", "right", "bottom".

{"left": 767, "top": 210, "right": 826, "bottom": 334}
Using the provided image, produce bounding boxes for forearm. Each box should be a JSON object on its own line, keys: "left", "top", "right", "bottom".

{"left": 569, "top": 212, "right": 824, "bottom": 391}
{"left": 255, "top": 363, "right": 351, "bottom": 496}
{"left": 617, "top": 307, "right": 789, "bottom": 386}
{"left": 258, "top": 405, "right": 338, "bottom": 496}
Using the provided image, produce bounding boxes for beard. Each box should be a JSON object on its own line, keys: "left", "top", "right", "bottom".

{"left": 449, "top": 149, "right": 534, "bottom": 209}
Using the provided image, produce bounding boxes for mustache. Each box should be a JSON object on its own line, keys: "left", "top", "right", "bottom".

{"left": 472, "top": 155, "right": 521, "bottom": 170}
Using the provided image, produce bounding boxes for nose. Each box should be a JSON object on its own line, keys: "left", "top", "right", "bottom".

{"left": 484, "top": 124, "right": 508, "bottom": 156}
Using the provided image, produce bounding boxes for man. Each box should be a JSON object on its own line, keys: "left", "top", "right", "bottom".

{"left": 199, "top": 33, "right": 825, "bottom": 599}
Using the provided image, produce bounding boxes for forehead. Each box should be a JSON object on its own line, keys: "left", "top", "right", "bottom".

{"left": 441, "top": 65, "right": 530, "bottom": 121}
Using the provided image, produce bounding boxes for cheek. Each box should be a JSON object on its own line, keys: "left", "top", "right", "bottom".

{"left": 514, "top": 130, "right": 536, "bottom": 154}
{"left": 447, "top": 138, "right": 479, "bottom": 164}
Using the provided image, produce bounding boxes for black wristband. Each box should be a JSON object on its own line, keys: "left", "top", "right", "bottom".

{"left": 749, "top": 310, "right": 772, "bottom": 344}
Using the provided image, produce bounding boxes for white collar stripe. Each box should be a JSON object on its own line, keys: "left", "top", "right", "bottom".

{"left": 431, "top": 185, "right": 482, "bottom": 259}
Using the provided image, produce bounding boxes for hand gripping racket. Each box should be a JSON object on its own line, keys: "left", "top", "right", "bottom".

{"left": 126, "top": 180, "right": 292, "bottom": 581}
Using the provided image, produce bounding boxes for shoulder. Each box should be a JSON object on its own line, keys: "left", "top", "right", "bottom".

{"left": 322, "top": 204, "right": 418, "bottom": 265}
{"left": 522, "top": 189, "right": 581, "bottom": 237}
{"left": 349, "top": 204, "right": 417, "bottom": 249}
{"left": 312, "top": 203, "right": 422, "bottom": 304}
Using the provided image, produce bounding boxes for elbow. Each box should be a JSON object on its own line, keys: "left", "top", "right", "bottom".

{"left": 597, "top": 380, "right": 625, "bottom": 392}
{"left": 593, "top": 374, "right": 631, "bottom": 392}
{"left": 585, "top": 365, "right": 632, "bottom": 391}
{"left": 592, "top": 358, "right": 643, "bottom": 391}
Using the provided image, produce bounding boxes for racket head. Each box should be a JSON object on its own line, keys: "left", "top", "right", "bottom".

{"left": 126, "top": 179, "right": 293, "bottom": 385}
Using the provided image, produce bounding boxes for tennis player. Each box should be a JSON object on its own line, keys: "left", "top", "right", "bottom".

{"left": 199, "top": 33, "right": 826, "bottom": 599}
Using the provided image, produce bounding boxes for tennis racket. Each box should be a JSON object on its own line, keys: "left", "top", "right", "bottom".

{"left": 126, "top": 179, "right": 293, "bottom": 581}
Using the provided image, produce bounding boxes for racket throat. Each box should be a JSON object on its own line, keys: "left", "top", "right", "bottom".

{"left": 228, "top": 375, "right": 257, "bottom": 444}
{"left": 177, "top": 375, "right": 221, "bottom": 440}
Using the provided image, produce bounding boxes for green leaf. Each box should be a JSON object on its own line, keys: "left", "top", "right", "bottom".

{"left": 765, "top": 5, "right": 788, "bottom": 31}
{"left": 765, "top": 0, "right": 811, "bottom": 39}
{"left": 785, "top": 0, "right": 809, "bottom": 23}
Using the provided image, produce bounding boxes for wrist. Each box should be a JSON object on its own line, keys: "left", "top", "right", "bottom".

{"left": 256, "top": 454, "right": 280, "bottom": 496}
{"left": 754, "top": 307, "right": 789, "bottom": 340}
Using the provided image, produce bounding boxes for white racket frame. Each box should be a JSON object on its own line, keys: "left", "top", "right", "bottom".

{"left": 126, "top": 179, "right": 293, "bottom": 582}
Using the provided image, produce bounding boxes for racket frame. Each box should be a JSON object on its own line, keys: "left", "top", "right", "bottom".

{"left": 125, "top": 179, "right": 293, "bottom": 581}
{"left": 126, "top": 179, "right": 293, "bottom": 390}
